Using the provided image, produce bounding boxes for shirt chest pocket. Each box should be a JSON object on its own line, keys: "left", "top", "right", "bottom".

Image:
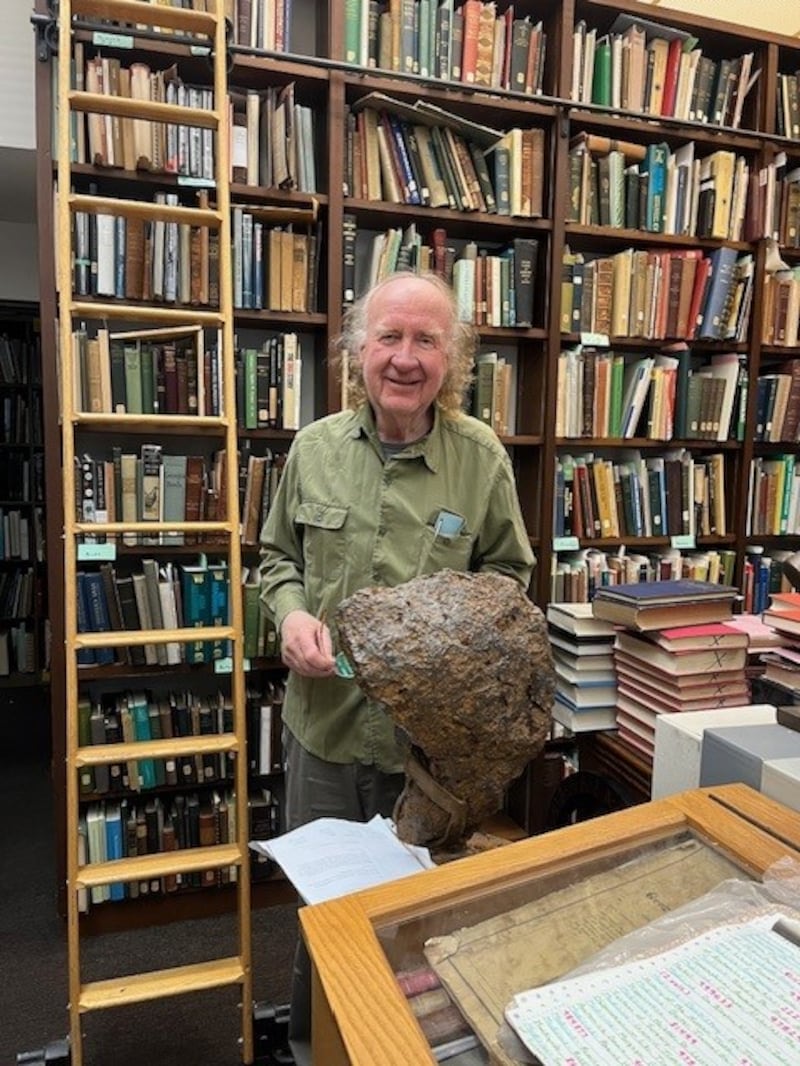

{"left": 296, "top": 502, "right": 349, "bottom": 582}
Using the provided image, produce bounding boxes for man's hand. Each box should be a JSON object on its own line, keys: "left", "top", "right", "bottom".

{"left": 280, "top": 609, "right": 337, "bottom": 678}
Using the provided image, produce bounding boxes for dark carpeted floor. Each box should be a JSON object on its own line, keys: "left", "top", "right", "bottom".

{"left": 1, "top": 755, "right": 300, "bottom": 1066}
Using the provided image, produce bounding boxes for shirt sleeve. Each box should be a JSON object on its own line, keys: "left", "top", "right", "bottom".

{"left": 474, "top": 456, "right": 536, "bottom": 590}
{"left": 258, "top": 446, "right": 309, "bottom": 633}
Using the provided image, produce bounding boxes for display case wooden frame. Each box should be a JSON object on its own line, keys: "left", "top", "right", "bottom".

{"left": 301, "top": 784, "right": 800, "bottom": 1065}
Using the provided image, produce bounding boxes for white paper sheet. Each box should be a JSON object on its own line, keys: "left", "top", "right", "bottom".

{"left": 505, "top": 912, "right": 800, "bottom": 1066}
{"left": 250, "top": 814, "right": 435, "bottom": 905}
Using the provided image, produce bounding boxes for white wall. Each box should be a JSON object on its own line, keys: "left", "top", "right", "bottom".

{"left": 642, "top": 0, "right": 800, "bottom": 36}
{"left": 0, "top": 0, "right": 36, "bottom": 151}
{"left": 0, "top": 221, "right": 38, "bottom": 300}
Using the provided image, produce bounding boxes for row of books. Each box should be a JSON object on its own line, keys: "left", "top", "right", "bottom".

{"left": 77, "top": 690, "right": 235, "bottom": 796}
{"left": 741, "top": 548, "right": 792, "bottom": 617}
{"left": 746, "top": 455, "right": 800, "bottom": 537}
{"left": 240, "top": 453, "right": 287, "bottom": 546}
{"left": 555, "top": 349, "right": 746, "bottom": 444}
{"left": 560, "top": 245, "right": 754, "bottom": 344}
{"left": 231, "top": 0, "right": 291, "bottom": 52}
{"left": 75, "top": 443, "right": 289, "bottom": 551}
{"left": 471, "top": 350, "right": 516, "bottom": 437}
{"left": 0, "top": 507, "right": 44, "bottom": 563}
{"left": 549, "top": 548, "right": 737, "bottom": 606}
{"left": 571, "top": 18, "right": 757, "bottom": 130}
{"left": 346, "top": 97, "right": 544, "bottom": 218}
{"left": 758, "top": 592, "right": 800, "bottom": 697}
{"left": 79, "top": 789, "right": 237, "bottom": 907}
{"left": 71, "top": 48, "right": 215, "bottom": 180}
{"left": 0, "top": 333, "right": 39, "bottom": 385}
{"left": 76, "top": 558, "right": 230, "bottom": 668}
{"left": 761, "top": 269, "right": 800, "bottom": 348}
{"left": 0, "top": 454, "right": 41, "bottom": 504}
{"left": 753, "top": 364, "right": 800, "bottom": 442}
{"left": 231, "top": 216, "right": 321, "bottom": 313}
{"left": 0, "top": 567, "right": 40, "bottom": 621}
{"left": 345, "top": 222, "right": 538, "bottom": 328}
{"left": 0, "top": 623, "right": 39, "bottom": 676}
{"left": 76, "top": 447, "right": 220, "bottom": 547}
{"left": 776, "top": 72, "right": 800, "bottom": 140}
{"left": 73, "top": 325, "right": 222, "bottom": 417}
{"left": 345, "top": 1, "right": 546, "bottom": 95}
{"left": 235, "top": 336, "right": 302, "bottom": 431}
{"left": 769, "top": 164, "right": 800, "bottom": 249}
{"left": 230, "top": 83, "right": 317, "bottom": 193}
{"left": 245, "top": 681, "right": 285, "bottom": 778}
{"left": 553, "top": 449, "right": 727, "bottom": 542}
{"left": 72, "top": 190, "right": 218, "bottom": 306}
{"left": 567, "top": 136, "right": 749, "bottom": 243}
{"left": 2, "top": 391, "right": 42, "bottom": 445}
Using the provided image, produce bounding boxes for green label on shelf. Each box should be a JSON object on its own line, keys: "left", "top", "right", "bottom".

{"left": 670, "top": 534, "right": 696, "bottom": 550}
{"left": 580, "top": 332, "right": 610, "bottom": 347}
{"left": 553, "top": 536, "right": 580, "bottom": 551}
{"left": 214, "top": 656, "right": 250, "bottom": 673}
{"left": 190, "top": 46, "right": 211, "bottom": 56}
{"left": 177, "top": 176, "right": 216, "bottom": 188}
{"left": 77, "top": 543, "right": 117, "bottom": 561}
{"left": 92, "top": 31, "right": 133, "bottom": 48}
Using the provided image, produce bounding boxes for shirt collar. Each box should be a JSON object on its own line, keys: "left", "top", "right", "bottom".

{"left": 351, "top": 404, "right": 443, "bottom": 473}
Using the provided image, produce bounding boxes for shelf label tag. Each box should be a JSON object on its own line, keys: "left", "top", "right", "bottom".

{"left": 77, "top": 543, "right": 117, "bottom": 561}
{"left": 92, "top": 31, "right": 133, "bottom": 48}
{"left": 553, "top": 536, "right": 580, "bottom": 551}
{"left": 580, "top": 332, "right": 610, "bottom": 347}
{"left": 670, "top": 534, "right": 696, "bottom": 549}
{"left": 213, "top": 656, "right": 251, "bottom": 673}
{"left": 190, "top": 46, "right": 211, "bottom": 56}
{"left": 177, "top": 176, "right": 216, "bottom": 188}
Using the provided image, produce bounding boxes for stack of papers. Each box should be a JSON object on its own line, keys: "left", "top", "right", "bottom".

{"left": 250, "top": 814, "right": 435, "bottom": 905}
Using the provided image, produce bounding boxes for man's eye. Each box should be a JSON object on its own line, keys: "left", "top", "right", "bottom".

{"left": 418, "top": 336, "right": 436, "bottom": 348}
{"left": 379, "top": 332, "right": 398, "bottom": 343}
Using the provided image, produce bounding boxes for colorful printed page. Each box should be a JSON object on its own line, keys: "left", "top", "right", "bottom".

{"left": 505, "top": 913, "right": 800, "bottom": 1066}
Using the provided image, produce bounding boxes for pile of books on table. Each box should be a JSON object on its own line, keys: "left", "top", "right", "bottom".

{"left": 546, "top": 602, "right": 617, "bottom": 733}
{"left": 591, "top": 580, "right": 748, "bottom": 761}
{"left": 759, "top": 592, "right": 800, "bottom": 700}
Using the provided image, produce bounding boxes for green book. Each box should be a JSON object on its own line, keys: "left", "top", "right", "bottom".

{"left": 140, "top": 342, "right": 155, "bottom": 414}
{"left": 609, "top": 354, "right": 625, "bottom": 438}
{"left": 592, "top": 35, "right": 612, "bottom": 106}
{"left": 161, "top": 453, "right": 187, "bottom": 546}
{"left": 244, "top": 347, "right": 258, "bottom": 430}
{"left": 123, "top": 342, "right": 143, "bottom": 414}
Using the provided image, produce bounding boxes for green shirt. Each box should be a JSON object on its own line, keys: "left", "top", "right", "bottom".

{"left": 259, "top": 405, "right": 535, "bottom": 770}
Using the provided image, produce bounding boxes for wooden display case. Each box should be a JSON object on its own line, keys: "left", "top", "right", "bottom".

{"left": 301, "top": 784, "right": 800, "bottom": 1065}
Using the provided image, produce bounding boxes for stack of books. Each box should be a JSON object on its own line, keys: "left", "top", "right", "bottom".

{"left": 591, "top": 581, "right": 747, "bottom": 760}
{"left": 546, "top": 602, "right": 618, "bottom": 733}
{"left": 759, "top": 592, "right": 800, "bottom": 698}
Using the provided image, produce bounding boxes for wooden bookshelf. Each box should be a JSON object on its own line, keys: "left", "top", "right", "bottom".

{"left": 33, "top": 0, "right": 800, "bottom": 1041}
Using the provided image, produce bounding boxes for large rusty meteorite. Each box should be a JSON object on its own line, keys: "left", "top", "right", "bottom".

{"left": 336, "top": 569, "right": 555, "bottom": 849}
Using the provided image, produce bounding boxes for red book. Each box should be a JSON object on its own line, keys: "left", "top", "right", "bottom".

{"left": 660, "top": 37, "right": 683, "bottom": 117}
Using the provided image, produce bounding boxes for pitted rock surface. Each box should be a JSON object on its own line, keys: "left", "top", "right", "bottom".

{"left": 336, "top": 569, "right": 555, "bottom": 848}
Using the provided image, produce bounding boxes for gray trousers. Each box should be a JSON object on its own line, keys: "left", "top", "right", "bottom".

{"left": 283, "top": 729, "right": 405, "bottom": 1058}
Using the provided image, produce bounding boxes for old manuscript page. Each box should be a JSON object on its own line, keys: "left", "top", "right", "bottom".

{"left": 424, "top": 837, "right": 741, "bottom": 1066}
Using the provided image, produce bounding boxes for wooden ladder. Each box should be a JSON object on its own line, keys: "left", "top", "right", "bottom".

{"left": 53, "top": 2, "right": 252, "bottom": 1062}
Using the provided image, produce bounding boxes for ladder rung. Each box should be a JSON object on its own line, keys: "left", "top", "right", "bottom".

{"left": 72, "top": 519, "right": 233, "bottom": 534}
{"left": 72, "top": 0, "right": 218, "bottom": 38}
{"left": 78, "top": 956, "right": 245, "bottom": 1012}
{"left": 75, "top": 625, "right": 237, "bottom": 649}
{"left": 69, "top": 91, "right": 219, "bottom": 130}
{"left": 69, "top": 193, "right": 222, "bottom": 227}
{"left": 72, "top": 412, "right": 228, "bottom": 433}
{"left": 76, "top": 734, "right": 239, "bottom": 766}
{"left": 70, "top": 301, "right": 224, "bottom": 325}
{"left": 77, "top": 844, "right": 243, "bottom": 889}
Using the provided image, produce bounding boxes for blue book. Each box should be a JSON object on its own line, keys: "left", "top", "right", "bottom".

{"left": 594, "top": 579, "right": 737, "bottom": 604}
{"left": 697, "top": 246, "right": 738, "bottom": 340}
{"left": 104, "top": 802, "right": 125, "bottom": 901}
{"left": 643, "top": 142, "right": 669, "bottom": 233}
{"left": 82, "top": 571, "right": 115, "bottom": 665}
{"left": 130, "top": 691, "right": 157, "bottom": 790}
